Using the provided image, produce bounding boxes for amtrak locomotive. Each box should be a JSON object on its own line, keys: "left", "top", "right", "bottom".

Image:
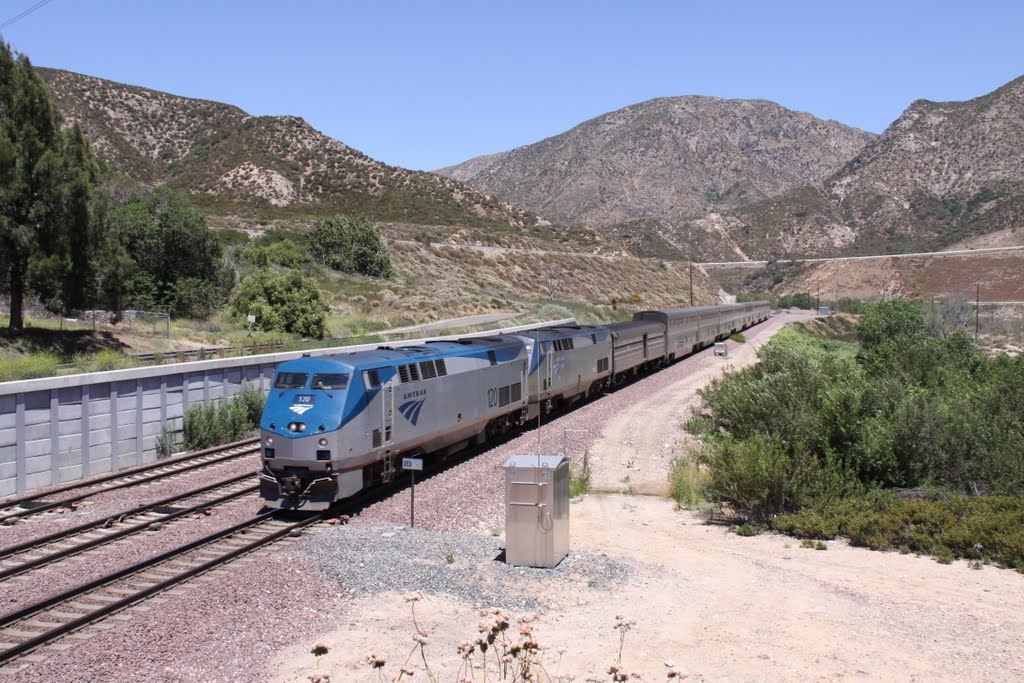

{"left": 258, "top": 301, "right": 770, "bottom": 509}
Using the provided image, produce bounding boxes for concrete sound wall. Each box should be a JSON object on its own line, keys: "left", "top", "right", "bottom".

{"left": 0, "top": 319, "right": 572, "bottom": 498}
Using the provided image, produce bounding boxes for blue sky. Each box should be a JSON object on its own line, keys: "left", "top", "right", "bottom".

{"left": 3, "top": 0, "right": 1022, "bottom": 171}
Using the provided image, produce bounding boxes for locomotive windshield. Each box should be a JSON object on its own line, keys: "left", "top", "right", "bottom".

{"left": 274, "top": 372, "right": 308, "bottom": 389}
{"left": 311, "top": 373, "right": 349, "bottom": 390}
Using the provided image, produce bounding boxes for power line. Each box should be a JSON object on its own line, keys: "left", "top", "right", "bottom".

{"left": 0, "top": 0, "right": 56, "bottom": 31}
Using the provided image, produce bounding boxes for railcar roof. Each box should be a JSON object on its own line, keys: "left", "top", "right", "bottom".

{"left": 644, "top": 303, "right": 766, "bottom": 317}
{"left": 514, "top": 324, "right": 608, "bottom": 341}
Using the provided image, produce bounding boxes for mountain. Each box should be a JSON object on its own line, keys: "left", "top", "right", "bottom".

{"left": 681, "top": 76, "right": 1024, "bottom": 260}
{"left": 436, "top": 96, "right": 874, "bottom": 247}
{"left": 38, "top": 68, "right": 539, "bottom": 230}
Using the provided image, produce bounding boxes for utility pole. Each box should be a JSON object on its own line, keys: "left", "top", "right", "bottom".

{"left": 689, "top": 262, "right": 694, "bottom": 306}
{"left": 975, "top": 284, "right": 980, "bottom": 342}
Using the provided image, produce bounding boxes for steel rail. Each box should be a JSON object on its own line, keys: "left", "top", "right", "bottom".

{"left": 0, "top": 474, "right": 260, "bottom": 581}
{"left": 0, "top": 440, "right": 260, "bottom": 524}
{"left": 0, "top": 510, "right": 323, "bottom": 665}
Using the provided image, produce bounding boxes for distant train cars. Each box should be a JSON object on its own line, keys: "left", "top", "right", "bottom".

{"left": 258, "top": 301, "right": 770, "bottom": 509}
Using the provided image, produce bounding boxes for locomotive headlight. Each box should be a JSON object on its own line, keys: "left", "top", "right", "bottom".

{"left": 318, "top": 437, "right": 328, "bottom": 447}
{"left": 265, "top": 437, "right": 274, "bottom": 446}
{"left": 287, "top": 422, "right": 306, "bottom": 433}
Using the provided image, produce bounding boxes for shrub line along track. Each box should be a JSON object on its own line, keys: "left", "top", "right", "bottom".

{"left": 0, "top": 472, "right": 259, "bottom": 581}
{"left": 0, "top": 438, "right": 260, "bottom": 524}
{"left": 0, "top": 509, "right": 325, "bottom": 669}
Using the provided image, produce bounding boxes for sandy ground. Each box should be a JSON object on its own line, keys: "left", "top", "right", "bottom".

{"left": 272, "top": 494, "right": 1024, "bottom": 682}
{"left": 588, "top": 315, "right": 789, "bottom": 495}
{"left": 269, "top": 314, "right": 1024, "bottom": 683}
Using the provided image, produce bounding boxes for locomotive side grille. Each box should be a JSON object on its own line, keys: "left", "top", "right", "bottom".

{"left": 409, "top": 363, "right": 420, "bottom": 381}
{"left": 435, "top": 359, "right": 447, "bottom": 376}
{"left": 597, "top": 357, "right": 610, "bottom": 373}
{"left": 511, "top": 382, "right": 522, "bottom": 402}
{"left": 419, "top": 360, "right": 437, "bottom": 380}
{"left": 372, "top": 429, "right": 382, "bottom": 448}
{"left": 398, "top": 365, "right": 411, "bottom": 383}
{"left": 498, "top": 385, "right": 511, "bottom": 407}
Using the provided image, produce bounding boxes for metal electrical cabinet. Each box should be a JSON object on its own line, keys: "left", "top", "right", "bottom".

{"left": 503, "top": 455, "right": 569, "bottom": 568}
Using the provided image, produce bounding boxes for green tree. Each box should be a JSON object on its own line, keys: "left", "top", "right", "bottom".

{"left": 107, "top": 186, "right": 229, "bottom": 317}
{"left": 228, "top": 268, "right": 328, "bottom": 338}
{"left": 0, "top": 43, "right": 107, "bottom": 329}
{"left": 309, "top": 214, "right": 392, "bottom": 278}
{"left": 856, "top": 299, "right": 928, "bottom": 351}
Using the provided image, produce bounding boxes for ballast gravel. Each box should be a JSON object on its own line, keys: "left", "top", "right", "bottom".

{"left": 301, "top": 524, "right": 631, "bottom": 612}
{"left": 0, "top": 452, "right": 260, "bottom": 553}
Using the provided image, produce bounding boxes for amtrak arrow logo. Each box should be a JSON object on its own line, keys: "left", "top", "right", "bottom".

{"left": 399, "top": 398, "right": 426, "bottom": 426}
{"left": 289, "top": 405, "right": 313, "bottom": 415}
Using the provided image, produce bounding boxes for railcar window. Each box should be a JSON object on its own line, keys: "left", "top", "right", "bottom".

{"left": 274, "top": 372, "right": 308, "bottom": 389}
{"left": 312, "top": 373, "right": 349, "bottom": 390}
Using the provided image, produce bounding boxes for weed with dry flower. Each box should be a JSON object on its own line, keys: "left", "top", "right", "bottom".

{"left": 310, "top": 594, "right": 686, "bottom": 682}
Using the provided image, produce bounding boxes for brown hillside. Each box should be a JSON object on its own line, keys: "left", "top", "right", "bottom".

{"left": 683, "top": 76, "right": 1024, "bottom": 260}
{"left": 437, "top": 95, "right": 874, "bottom": 257}
{"left": 38, "top": 68, "right": 540, "bottom": 231}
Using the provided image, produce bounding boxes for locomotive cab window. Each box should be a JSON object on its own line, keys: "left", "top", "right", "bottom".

{"left": 363, "top": 368, "right": 382, "bottom": 389}
{"left": 274, "top": 372, "right": 308, "bottom": 389}
{"left": 312, "top": 373, "right": 349, "bottom": 390}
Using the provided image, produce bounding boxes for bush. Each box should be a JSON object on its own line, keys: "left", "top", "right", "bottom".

{"left": 240, "top": 238, "right": 310, "bottom": 269}
{"left": 669, "top": 455, "right": 707, "bottom": 507}
{"left": 309, "top": 214, "right": 393, "bottom": 278}
{"left": 228, "top": 268, "right": 329, "bottom": 339}
{"left": 569, "top": 457, "right": 592, "bottom": 498}
{"left": 689, "top": 303, "right": 1024, "bottom": 565}
{"left": 80, "top": 348, "right": 138, "bottom": 373}
{"left": 699, "top": 434, "right": 807, "bottom": 522}
{"left": 776, "top": 491, "right": 1024, "bottom": 570}
{"left": 182, "top": 384, "right": 265, "bottom": 451}
{"left": 170, "top": 277, "right": 224, "bottom": 318}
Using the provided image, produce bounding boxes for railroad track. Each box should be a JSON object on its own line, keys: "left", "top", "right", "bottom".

{"left": 0, "top": 472, "right": 259, "bottom": 582}
{"left": 0, "top": 510, "right": 324, "bottom": 669}
{"left": 0, "top": 438, "right": 259, "bottom": 525}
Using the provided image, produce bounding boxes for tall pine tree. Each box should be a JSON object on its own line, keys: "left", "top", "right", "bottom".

{"left": 0, "top": 42, "right": 106, "bottom": 331}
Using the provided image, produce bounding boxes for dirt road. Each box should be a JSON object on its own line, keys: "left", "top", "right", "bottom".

{"left": 588, "top": 312, "right": 807, "bottom": 495}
